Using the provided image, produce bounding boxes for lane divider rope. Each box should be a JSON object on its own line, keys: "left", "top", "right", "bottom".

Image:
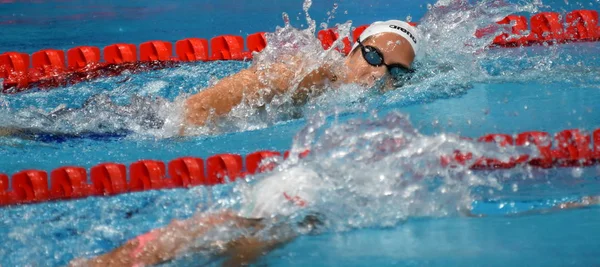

{"left": 1, "top": 128, "right": 599, "bottom": 207}
{"left": 0, "top": 9, "right": 599, "bottom": 93}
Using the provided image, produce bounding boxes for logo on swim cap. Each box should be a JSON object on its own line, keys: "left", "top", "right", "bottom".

{"left": 354, "top": 20, "right": 421, "bottom": 57}
{"left": 389, "top": 25, "right": 417, "bottom": 45}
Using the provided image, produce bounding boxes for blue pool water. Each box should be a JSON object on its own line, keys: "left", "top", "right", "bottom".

{"left": 1, "top": 0, "right": 600, "bottom": 266}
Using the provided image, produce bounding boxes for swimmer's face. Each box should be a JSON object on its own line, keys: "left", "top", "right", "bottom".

{"left": 342, "top": 33, "right": 415, "bottom": 87}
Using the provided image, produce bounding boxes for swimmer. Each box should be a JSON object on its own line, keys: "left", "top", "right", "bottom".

{"left": 64, "top": 21, "right": 421, "bottom": 265}
{"left": 70, "top": 165, "right": 326, "bottom": 267}
{"left": 0, "top": 20, "right": 420, "bottom": 140}
{"left": 71, "top": 177, "right": 600, "bottom": 266}
{"left": 182, "top": 20, "right": 419, "bottom": 132}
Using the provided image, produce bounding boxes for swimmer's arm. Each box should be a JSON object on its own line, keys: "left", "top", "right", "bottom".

{"left": 291, "top": 64, "right": 339, "bottom": 105}
{"left": 182, "top": 60, "right": 337, "bottom": 130}
{"left": 0, "top": 127, "right": 34, "bottom": 139}
{"left": 184, "top": 68, "right": 265, "bottom": 128}
{"left": 70, "top": 211, "right": 240, "bottom": 267}
{"left": 222, "top": 222, "right": 299, "bottom": 267}
{"left": 183, "top": 61, "right": 299, "bottom": 129}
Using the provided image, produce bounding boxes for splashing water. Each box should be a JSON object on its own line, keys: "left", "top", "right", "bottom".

{"left": 2, "top": 1, "right": 600, "bottom": 266}
{"left": 140, "top": 109, "right": 552, "bottom": 266}
{"left": 199, "top": 110, "right": 542, "bottom": 233}
{"left": 383, "top": 0, "right": 600, "bottom": 105}
{"left": 0, "top": 0, "right": 598, "bottom": 139}
{"left": 0, "top": 109, "right": 591, "bottom": 267}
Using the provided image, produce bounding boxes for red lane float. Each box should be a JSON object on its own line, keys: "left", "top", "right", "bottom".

{"left": 206, "top": 154, "right": 244, "bottom": 185}
{"left": 2, "top": 9, "right": 599, "bottom": 93}
{"left": 552, "top": 129, "right": 594, "bottom": 167}
{"left": 318, "top": 28, "right": 352, "bottom": 55}
{"left": 209, "top": 35, "right": 251, "bottom": 61}
{"left": 140, "top": 41, "right": 173, "bottom": 62}
{"left": 176, "top": 38, "right": 209, "bottom": 61}
{"left": 129, "top": 160, "right": 166, "bottom": 192}
{"left": 594, "top": 129, "right": 600, "bottom": 160}
{"left": 1, "top": 127, "right": 600, "bottom": 207}
{"left": 0, "top": 52, "right": 29, "bottom": 90}
{"left": 352, "top": 25, "right": 369, "bottom": 42}
{"left": 12, "top": 170, "right": 50, "bottom": 204}
{"left": 50, "top": 167, "right": 89, "bottom": 200}
{"left": 67, "top": 46, "right": 101, "bottom": 69}
{"left": 168, "top": 157, "right": 206, "bottom": 187}
{"left": 104, "top": 43, "right": 137, "bottom": 64}
{"left": 283, "top": 149, "right": 311, "bottom": 160}
{"left": 30, "top": 49, "right": 68, "bottom": 88}
{"left": 246, "top": 150, "right": 281, "bottom": 174}
{"left": 565, "top": 10, "right": 600, "bottom": 40}
{"left": 515, "top": 131, "right": 553, "bottom": 168}
{"left": 471, "top": 134, "right": 516, "bottom": 169}
{"left": 530, "top": 12, "right": 566, "bottom": 43}
{"left": 246, "top": 32, "right": 267, "bottom": 53}
{"left": 91, "top": 163, "right": 128, "bottom": 196}
{"left": 477, "top": 15, "right": 530, "bottom": 47}
{"left": 479, "top": 10, "right": 600, "bottom": 47}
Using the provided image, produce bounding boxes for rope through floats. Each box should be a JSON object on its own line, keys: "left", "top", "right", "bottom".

{"left": 1, "top": 10, "right": 599, "bottom": 93}
{"left": 1, "top": 128, "right": 600, "bottom": 207}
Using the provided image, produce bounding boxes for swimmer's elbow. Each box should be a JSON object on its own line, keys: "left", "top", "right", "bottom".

{"left": 263, "top": 63, "right": 297, "bottom": 94}
{"left": 184, "top": 96, "right": 209, "bottom": 127}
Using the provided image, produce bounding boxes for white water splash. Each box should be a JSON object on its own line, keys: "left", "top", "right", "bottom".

{"left": 205, "top": 110, "right": 543, "bottom": 233}
{"left": 2, "top": 0, "right": 599, "bottom": 140}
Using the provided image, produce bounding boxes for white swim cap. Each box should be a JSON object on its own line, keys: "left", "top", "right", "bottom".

{"left": 354, "top": 20, "right": 420, "bottom": 57}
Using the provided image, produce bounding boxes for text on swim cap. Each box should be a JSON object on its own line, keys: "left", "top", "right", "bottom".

{"left": 389, "top": 25, "right": 417, "bottom": 44}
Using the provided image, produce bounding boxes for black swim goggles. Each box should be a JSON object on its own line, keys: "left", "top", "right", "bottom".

{"left": 356, "top": 39, "right": 415, "bottom": 80}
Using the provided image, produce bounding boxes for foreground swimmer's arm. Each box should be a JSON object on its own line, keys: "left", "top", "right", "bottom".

{"left": 71, "top": 211, "right": 322, "bottom": 266}
{"left": 70, "top": 211, "right": 247, "bottom": 267}
{"left": 221, "top": 223, "right": 299, "bottom": 267}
